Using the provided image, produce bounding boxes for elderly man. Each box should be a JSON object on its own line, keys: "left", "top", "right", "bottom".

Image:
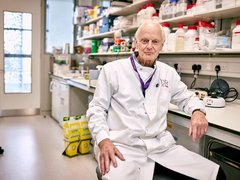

{"left": 87, "top": 21, "right": 220, "bottom": 180}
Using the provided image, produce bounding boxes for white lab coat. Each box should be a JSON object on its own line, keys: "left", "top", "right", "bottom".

{"left": 87, "top": 56, "right": 219, "bottom": 180}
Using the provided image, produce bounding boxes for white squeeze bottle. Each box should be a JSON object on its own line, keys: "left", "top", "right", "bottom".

{"left": 137, "top": 6, "right": 146, "bottom": 25}
{"left": 232, "top": 19, "right": 240, "bottom": 50}
{"left": 159, "top": 0, "right": 167, "bottom": 20}
{"left": 176, "top": 0, "right": 187, "bottom": 17}
{"left": 175, "top": 24, "right": 185, "bottom": 51}
{"left": 161, "top": 23, "right": 171, "bottom": 52}
{"left": 152, "top": 13, "right": 159, "bottom": 22}
{"left": 146, "top": 4, "right": 156, "bottom": 21}
{"left": 184, "top": 25, "right": 198, "bottom": 51}
{"left": 170, "top": 0, "right": 177, "bottom": 19}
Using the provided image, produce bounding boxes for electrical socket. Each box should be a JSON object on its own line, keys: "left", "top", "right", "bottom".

{"left": 205, "top": 63, "right": 212, "bottom": 71}
{"left": 220, "top": 64, "right": 228, "bottom": 72}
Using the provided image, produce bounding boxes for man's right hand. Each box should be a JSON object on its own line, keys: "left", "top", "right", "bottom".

{"left": 98, "top": 138, "right": 125, "bottom": 175}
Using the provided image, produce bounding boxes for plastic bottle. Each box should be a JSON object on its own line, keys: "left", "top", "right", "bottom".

{"left": 231, "top": 19, "right": 240, "bottom": 49}
{"left": 196, "top": 0, "right": 205, "bottom": 13}
{"left": 161, "top": 23, "right": 171, "bottom": 52}
{"left": 165, "top": 0, "right": 171, "bottom": 19}
{"left": 159, "top": 0, "right": 167, "bottom": 20}
{"left": 145, "top": 4, "right": 156, "bottom": 21}
{"left": 204, "top": 0, "right": 216, "bottom": 11}
{"left": 176, "top": 0, "right": 187, "bottom": 17}
{"left": 175, "top": 24, "right": 185, "bottom": 51}
{"left": 236, "top": 0, "right": 240, "bottom": 6}
{"left": 137, "top": 6, "right": 146, "bottom": 26}
{"left": 167, "top": 33, "right": 176, "bottom": 51}
{"left": 215, "top": 0, "right": 222, "bottom": 9}
{"left": 170, "top": 0, "right": 177, "bottom": 19}
{"left": 184, "top": 25, "right": 199, "bottom": 51}
{"left": 152, "top": 13, "right": 159, "bottom": 22}
{"left": 160, "top": 0, "right": 171, "bottom": 20}
{"left": 221, "top": 0, "right": 235, "bottom": 8}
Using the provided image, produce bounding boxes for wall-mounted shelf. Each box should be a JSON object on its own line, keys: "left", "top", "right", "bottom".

{"left": 110, "top": 0, "right": 161, "bottom": 16}
{"left": 88, "top": 52, "right": 132, "bottom": 56}
{"left": 82, "top": 26, "right": 138, "bottom": 40}
{"left": 160, "top": 50, "right": 240, "bottom": 55}
{"left": 83, "top": 31, "right": 115, "bottom": 40}
{"left": 78, "top": 0, "right": 161, "bottom": 27}
{"left": 87, "top": 50, "right": 240, "bottom": 57}
{"left": 160, "top": 5, "right": 240, "bottom": 26}
{"left": 80, "top": 15, "right": 103, "bottom": 26}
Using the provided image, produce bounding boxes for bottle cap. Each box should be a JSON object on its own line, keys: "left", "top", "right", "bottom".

{"left": 236, "top": 19, "right": 240, "bottom": 25}
{"left": 178, "top": 24, "right": 183, "bottom": 28}
{"left": 161, "top": 23, "right": 170, "bottom": 27}
{"left": 188, "top": 25, "right": 197, "bottom": 30}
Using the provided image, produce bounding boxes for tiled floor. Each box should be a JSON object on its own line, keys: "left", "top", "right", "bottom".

{"left": 0, "top": 115, "right": 98, "bottom": 180}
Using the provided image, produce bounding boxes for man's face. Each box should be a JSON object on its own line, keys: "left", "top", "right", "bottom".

{"left": 135, "top": 25, "right": 163, "bottom": 67}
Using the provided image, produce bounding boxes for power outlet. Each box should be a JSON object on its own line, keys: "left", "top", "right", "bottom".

{"left": 220, "top": 64, "right": 228, "bottom": 72}
{"left": 205, "top": 63, "right": 212, "bottom": 71}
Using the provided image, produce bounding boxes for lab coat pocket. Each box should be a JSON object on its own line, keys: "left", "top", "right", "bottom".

{"left": 157, "top": 87, "right": 171, "bottom": 113}
{"left": 156, "top": 130, "right": 176, "bottom": 151}
{"left": 109, "top": 129, "right": 143, "bottom": 146}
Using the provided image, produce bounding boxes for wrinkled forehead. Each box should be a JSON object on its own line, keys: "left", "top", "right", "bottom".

{"left": 135, "top": 23, "right": 164, "bottom": 42}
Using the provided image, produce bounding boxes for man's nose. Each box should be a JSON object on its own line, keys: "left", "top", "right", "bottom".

{"left": 146, "top": 41, "right": 153, "bottom": 48}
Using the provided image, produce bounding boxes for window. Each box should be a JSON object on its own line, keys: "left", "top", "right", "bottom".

{"left": 45, "top": 0, "right": 74, "bottom": 53}
{"left": 3, "top": 11, "right": 32, "bottom": 93}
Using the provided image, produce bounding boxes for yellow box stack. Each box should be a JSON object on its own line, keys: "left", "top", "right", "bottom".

{"left": 62, "top": 115, "right": 91, "bottom": 157}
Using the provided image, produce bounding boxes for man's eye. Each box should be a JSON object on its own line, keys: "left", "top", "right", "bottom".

{"left": 152, "top": 40, "right": 159, "bottom": 45}
{"left": 141, "top": 39, "right": 149, "bottom": 44}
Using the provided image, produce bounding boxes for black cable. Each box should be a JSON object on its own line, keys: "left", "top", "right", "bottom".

{"left": 190, "top": 77, "right": 197, "bottom": 89}
{"left": 225, "top": 87, "right": 238, "bottom": 102}
{"left": 215, "top": 65, "right": 221, "bottom": 79}
{"left": 190, "top": 64, "right": 198, "bottom": 89}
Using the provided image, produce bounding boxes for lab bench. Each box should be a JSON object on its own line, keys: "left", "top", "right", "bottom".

{"left": 50, "top": 74, "right": 240, "bottom": 179}
{"left": 168, "top": 102, "right": 240, "bottom": 180}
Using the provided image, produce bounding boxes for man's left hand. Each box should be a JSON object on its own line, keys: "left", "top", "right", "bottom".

{"left": 189, "top": 111, "right": 208, "bottom": 141}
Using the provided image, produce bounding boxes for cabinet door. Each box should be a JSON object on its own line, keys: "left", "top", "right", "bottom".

{"left": 51, "top": 79, "right": 60, "bottom": 120}
{"left": 58, "top": 82, "right": 70, "bottom": 127}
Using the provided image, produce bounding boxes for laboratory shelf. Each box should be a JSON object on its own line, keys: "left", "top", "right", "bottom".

{"left": 81, "top": 15, "right": 103, "bottom": 26}
{"left": 88, "top": 52, "right": 132, "bottom": 56}
{"left": 83, "top": 31, "right": 115, "bottom": 40}
{"left": 160, "top": 5, "right": 240, "bottom": 26}
{"left": 82, "top": 26, "right": 138, "bottom": 40}
{"left": 88, "top": 50, "right": 240, "bottom": 57}
{"left": 78, "top": 0, "right": 161, "bottom": 26}
{"left": 110, "top": 0, "right": 161, "bottom": 16}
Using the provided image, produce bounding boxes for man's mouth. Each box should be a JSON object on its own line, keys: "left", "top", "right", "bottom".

{"left": 145, "top": 52, "right": 153, "bottom": 55}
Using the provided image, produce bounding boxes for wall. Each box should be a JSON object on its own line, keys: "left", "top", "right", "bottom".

{"left": 0, "top": 0, "right": 41, "bottom": 111}
{"left": 159, "top": 54, "right": 240, "bottom": 100}
{"left": 92, "top": 53, "right": 240, "bottom": 100}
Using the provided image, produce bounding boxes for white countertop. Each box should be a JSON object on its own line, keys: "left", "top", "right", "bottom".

{"left": 168, "top": 100, "right": 240, "bottom": 135}
{"left": 51, "top": 74, "right": 240, "bottom": 137}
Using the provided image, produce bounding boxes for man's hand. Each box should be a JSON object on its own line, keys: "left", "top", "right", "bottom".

{"left": 189, "top": 111, "right": 208, "bottom": 141}
{"left": 98, "top": 138, "right": 125, "bottom": 175}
